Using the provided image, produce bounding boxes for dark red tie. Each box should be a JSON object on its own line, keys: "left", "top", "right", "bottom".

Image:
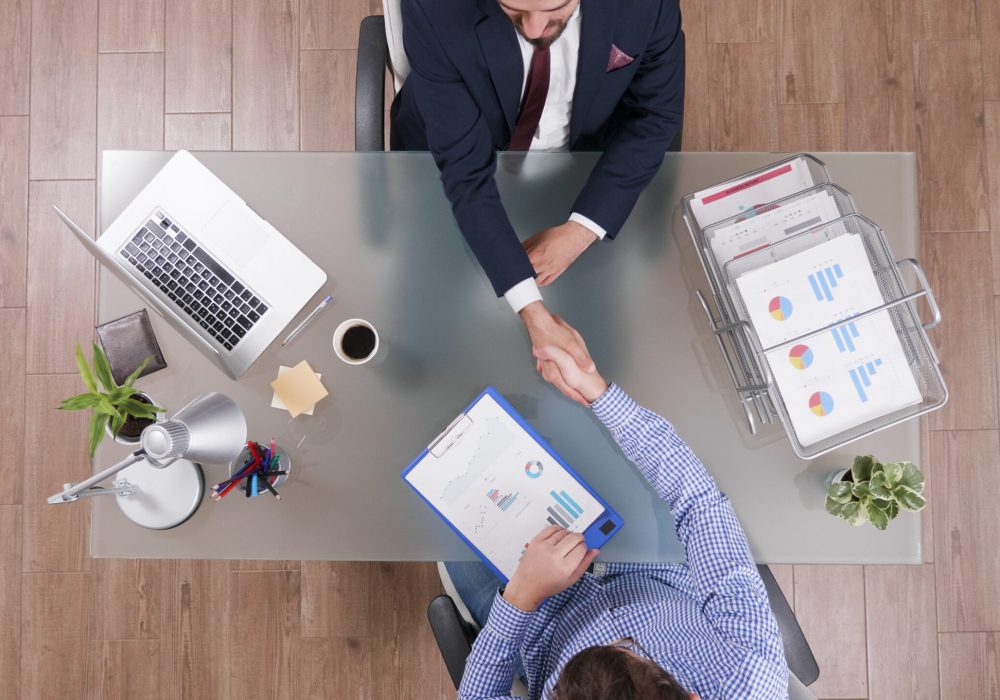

{"left": 509, "top": 46, "right": 550, "bottom": 150}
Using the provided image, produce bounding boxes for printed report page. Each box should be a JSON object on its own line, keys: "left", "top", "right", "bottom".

{"left": 406, "top": 395, "right": 603, "bottom": 578}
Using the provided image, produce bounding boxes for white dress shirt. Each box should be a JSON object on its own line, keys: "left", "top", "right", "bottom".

{"left": 504, "top": 4, "right": 606, "bottom": 313}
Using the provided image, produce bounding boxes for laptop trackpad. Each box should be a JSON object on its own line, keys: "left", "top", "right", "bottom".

{"left": 203, "top": 202, "right": 269, "bottom": 267}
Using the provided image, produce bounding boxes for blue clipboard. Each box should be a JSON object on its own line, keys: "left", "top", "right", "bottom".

{"left": 401, "top": 386, "right": 624, "bottom": 583}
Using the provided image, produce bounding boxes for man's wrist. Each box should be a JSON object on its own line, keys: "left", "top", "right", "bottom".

{"left": 582, "top": 378, "right": 611, "bottom": 404}
{"left": 518, "top": 300, "right": 550, "bottom": 325}
{"left": 568, "top": 212, "right": 607, "bottom": 240}
{"left": 501, "top": 581, "right": 540, "bottom": 612}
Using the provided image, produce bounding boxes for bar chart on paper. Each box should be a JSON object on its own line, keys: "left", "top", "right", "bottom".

{"left": 831, "top": 321, "right": 860, "bottom": 352}
{"left": 487, "top": 488, "right": 519, "bottom": 512}
{"left": 849, "top": 359, "right": 884, "bottom": 403}
{"left": 808, "top": 264, "right": 844, "bottom": 302}
{"left": 545, "top": 489, "right": 585, "bottom": 527}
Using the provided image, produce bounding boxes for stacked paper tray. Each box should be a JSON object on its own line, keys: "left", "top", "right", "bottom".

{"left": 681, "top": 155, "right": 947, "bottom": 459}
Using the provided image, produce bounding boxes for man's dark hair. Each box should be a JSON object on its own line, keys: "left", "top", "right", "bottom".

{"left": 553, "top": 645, "right": 689, "bottom": 699}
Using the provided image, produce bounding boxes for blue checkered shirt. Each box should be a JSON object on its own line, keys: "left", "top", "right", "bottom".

{"left": 458, "top": 384, "right": 789, "bottom": 699}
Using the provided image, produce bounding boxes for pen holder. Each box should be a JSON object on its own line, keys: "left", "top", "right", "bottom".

{"left": 228, "top": 442, "right": 292, "bottom": 497}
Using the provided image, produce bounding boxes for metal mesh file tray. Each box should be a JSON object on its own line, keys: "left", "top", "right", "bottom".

{"left": 723, "top": 214, "right": 947, "bottom": 459}
{"left": 680, "top": 154, "right": 946, "bottom": 459}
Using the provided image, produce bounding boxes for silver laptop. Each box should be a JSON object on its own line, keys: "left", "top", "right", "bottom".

{"left": 55, "top": 150, "right": 326, "bottom": 379}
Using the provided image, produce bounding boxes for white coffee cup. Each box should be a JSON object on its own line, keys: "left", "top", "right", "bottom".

{"left": 333, "top": 318, "right": 382, "bottom": 365}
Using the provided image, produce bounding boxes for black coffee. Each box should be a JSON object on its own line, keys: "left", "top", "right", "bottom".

{"left": 341, "top": 325, "right": 377, "bottom": 360}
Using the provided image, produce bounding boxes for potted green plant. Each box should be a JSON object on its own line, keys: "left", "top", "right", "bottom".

{"left": 59, "top": 343, "right": 165, "bottom": 457}
{"left": 826, "top": 455, "right": 926, "bottom": 530}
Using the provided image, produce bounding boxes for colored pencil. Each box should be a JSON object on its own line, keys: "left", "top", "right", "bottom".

{"left": 212, "top": 457, "right": 259, "bottom": 491}
{"left": 260, "top": 477, "right": 281, "bottom": 500}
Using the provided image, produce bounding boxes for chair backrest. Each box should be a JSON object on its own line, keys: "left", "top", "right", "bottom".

{"left": 382, "top": 0, "right": 410, "bottom": 93}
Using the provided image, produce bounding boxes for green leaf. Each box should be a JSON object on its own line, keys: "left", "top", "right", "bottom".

{"left": 58, "top": 392, "right": 102, "bottom": 411}
{"left": 885, "top": 500, "right": 899, "bottom": 521}
{"left": 883, "top": 462, "right": 903, "bottom": 486}
{"left": 866, "top": 498, "right": 890, "bottom": 530}
{"left": 117, "top": 397, "right": 161, "bottom": 419}
{"left": 121, "top": 356, "right": 152, "bottom": 389}
{"left": 852, "top": 455, "right": 874, "bottom": 483}
{"left": 869, "top": 472, "right": 891, "bottom": 500}
{"left": 108, "top": 386, "right": 137, "bottom": 403}
{"left": 827, "top": 481, "right": 855, "bottom": 504}
{"left": 826, "top": 496, "right": 846, "bottom": 516}
{"left": 841, "top": 501, "right": 866, "bottom": 526}
{"left": 97, "top": 397, "right": 118, "bottom": 416}
{"left": 74, "top": 344, "right": 98, "bottom": 394}
{"left": 92, "top": 343, "right": 117, "bottom": 392}
{"left": 87, "top": 411, "right": 106, "bottom": 458}
{"left": 895, "top": 486, "right": 927, "bottom": 512}
{"left": 852, "top": 481, "right": 871, "bottom": 500}
{"left": 898, "top": 462, "right": 925, "bottom": 494}
{"left": 109, "top": 411, "right": 125, "bottom": 438}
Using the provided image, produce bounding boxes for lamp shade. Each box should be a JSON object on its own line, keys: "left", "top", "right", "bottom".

{"left": 141, "top": 392, "right": 247, "bottom": 467}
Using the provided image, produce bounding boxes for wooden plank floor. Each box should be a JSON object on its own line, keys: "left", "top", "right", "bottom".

{"left": 1, "top": 0, "right": 998, "bottom": 697}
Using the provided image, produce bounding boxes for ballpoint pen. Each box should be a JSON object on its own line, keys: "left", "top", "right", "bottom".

{"left": 281, "top": 294, "right": 332, "bottom": 346}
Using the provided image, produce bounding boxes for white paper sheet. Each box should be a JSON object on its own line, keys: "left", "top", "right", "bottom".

{"left": 690, "top": 156, "right": 816, "bottom": 228}
{"left": 734, "top": 235, "right": 922, "bottom": 446}
{"left": 708, "top": 190, "right": 843, "bottom": 269}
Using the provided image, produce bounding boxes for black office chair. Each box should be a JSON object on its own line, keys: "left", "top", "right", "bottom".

{"left": 356, "top": 15, "right": 390, "bottom": 151}
{"left": 428, "top": 565, "right": 819, "bottom": 697}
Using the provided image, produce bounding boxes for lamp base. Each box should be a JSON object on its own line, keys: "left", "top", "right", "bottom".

{"left": 115, "top": 458, "right": 204, "bottom": 529}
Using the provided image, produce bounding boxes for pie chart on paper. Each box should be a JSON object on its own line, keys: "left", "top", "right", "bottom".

{"left": 768, "top": 295, "right": 793, "bottom": 321}
{"left": 808, "top": 391, "right": 835, "bottom": 417}
{"left": 524, "top": 460, "right": 544, "bottom": 479}
{"left": 788, "top": 344, "right": 814, "bottom": 370}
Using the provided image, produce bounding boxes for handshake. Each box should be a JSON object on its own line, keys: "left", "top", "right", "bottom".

{"left": 519, "top": 301, "right": 609, "bottom": 406}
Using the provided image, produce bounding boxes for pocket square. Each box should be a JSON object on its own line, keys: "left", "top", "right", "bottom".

{"left": 607, "top": 44, "right": 635, "bottom": 72}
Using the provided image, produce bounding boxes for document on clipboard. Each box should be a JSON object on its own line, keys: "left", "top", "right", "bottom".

{"left": 401, "top": 388, "right": 624, "bottom": 581}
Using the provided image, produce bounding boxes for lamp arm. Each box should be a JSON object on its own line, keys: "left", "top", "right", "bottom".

{"left": 47, "top": 450, "right": 147, "bottom": 504}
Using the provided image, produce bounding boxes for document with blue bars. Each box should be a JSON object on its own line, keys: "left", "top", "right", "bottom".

{"left": 733, "top": 234, "right": 922, "bottom": 446}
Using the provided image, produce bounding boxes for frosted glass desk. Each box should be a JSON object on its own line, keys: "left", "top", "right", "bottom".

{"left": 93, "top": 151, "right": 923, "bottom": 563}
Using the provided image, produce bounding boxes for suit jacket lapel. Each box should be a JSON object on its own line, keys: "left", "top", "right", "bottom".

{"left": 570, "top": 0, "right": 616, "bottom": 146}
{"left": 476, "top": 0, "right": 523, "bottom": 134}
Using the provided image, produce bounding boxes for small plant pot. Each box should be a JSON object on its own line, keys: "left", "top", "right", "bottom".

{"left": 106, "top": 392, "right": 161, "bottom": 445}
{"left": 827, "top": 468, "right": 853, "bottom": 486}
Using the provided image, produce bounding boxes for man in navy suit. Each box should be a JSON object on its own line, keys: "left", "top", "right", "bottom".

{"left": 392, "top": 0, "right": 684, "bottom": 399}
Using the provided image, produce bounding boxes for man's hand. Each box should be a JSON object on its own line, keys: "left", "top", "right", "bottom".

{"left": 503, "top": 525, "right": 599, "bottom": 612}
{"left": 535, "top": 332, "right": 610, "bottom": 404}
{"left": 523, "top": 220, "right": 597, "bottom": 287}
{"left": 520, "top": 302, "right": 596, "bottom": 405}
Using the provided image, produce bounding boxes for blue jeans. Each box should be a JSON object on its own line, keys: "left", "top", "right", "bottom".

{"left": 444, "top": 560, "right": 505, "bottom": 629}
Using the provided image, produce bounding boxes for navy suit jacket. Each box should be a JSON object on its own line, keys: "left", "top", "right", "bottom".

{"left": 391, "top": 0, "right": 685, "bottom": 297}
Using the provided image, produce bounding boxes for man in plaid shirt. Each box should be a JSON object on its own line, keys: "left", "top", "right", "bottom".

{"left": 449, "top": 318, "right": 789, "bottom": 699}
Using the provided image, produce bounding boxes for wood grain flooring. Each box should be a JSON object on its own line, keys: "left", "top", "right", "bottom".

{"left": 0, "top": 0, "right": 31, "bottom": 116}
{"left": 2, "top": 0, "right": 1000, "bottom": 697}
{"left": 0, "top": 116, "right": 29, "bottom": 307}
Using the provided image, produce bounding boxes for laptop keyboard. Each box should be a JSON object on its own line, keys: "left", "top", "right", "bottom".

{"left": 119, "top": 212, "right": 268, "bottom": 351}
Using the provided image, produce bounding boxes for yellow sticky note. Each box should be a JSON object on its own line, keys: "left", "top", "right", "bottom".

{"left": 271, "top": 365, "right": 322, "bottom": 415}
{"left": 270, "top": 360, "right": 329, "bottom": 418}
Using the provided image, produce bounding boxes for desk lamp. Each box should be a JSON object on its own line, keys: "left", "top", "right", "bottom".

{"left": 47, "top": 392, "right": 246, "bottom": 529}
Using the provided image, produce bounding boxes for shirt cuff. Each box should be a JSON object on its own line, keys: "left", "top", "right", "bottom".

{"left": 591, "top": 383, "right": 640, "bottom": 431}
{"left": 504, "top": 277, "right": 542, "bottom": 313}
{"left": 569, "top": 212, "right": 607, "bottom": 240}
{"left": 484, "top": 589, "right": 533, "bottom": 642}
